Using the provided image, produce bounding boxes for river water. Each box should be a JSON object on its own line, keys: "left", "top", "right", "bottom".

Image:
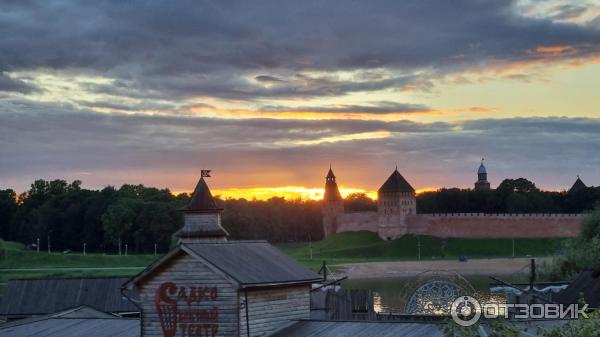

{"left": 342, "top": 275, "right": 503, "bottom": 313}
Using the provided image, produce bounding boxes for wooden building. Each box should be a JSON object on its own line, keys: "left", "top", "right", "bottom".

{"left": 123, "top": 174, "right": 321, "bottom": 337}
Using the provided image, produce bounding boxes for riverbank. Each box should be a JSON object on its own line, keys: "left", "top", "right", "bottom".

{"left": 339, "top": 257, "right": 549, "bottom": 278}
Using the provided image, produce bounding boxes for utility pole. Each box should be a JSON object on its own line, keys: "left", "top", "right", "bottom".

{"left": 36, "top": 238, "right": 40, "bottom": 253}
{"left": 512, "top": 239, "right": 515, "bottom": 258}
{"left": 125, "top": 244, "right": 128, "bottom": 256}
{"left": 83, "top": 243, "right": 86, "bottom": 256}
{"left": 154, "top": 243, "right": 157, "bottom": 256}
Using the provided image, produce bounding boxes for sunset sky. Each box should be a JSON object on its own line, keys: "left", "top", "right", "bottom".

{"left": 1, "top": 0, "right": 599, "bottom": 199}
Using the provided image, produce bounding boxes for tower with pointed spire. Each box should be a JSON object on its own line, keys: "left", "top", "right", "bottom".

{"left": 474, "top": 158, "right": 491, "bottom": 191}
{"left": 568, "top": 175, "right": 587, "bottom": 194}
{"left": 174, "top": 172, "right": 229, "bottom": 243}
{"left": 322, "top": 165, "right": 344, "bottom": 237}
{"left": 377, "top": 167, "right": 416, "bottom": 239}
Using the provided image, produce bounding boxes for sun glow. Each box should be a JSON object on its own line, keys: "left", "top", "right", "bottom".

{"left": 211, "top": 186, "right": 378, "bottom": 201}
{"left": 176, "top": 186, "right": 438, "bottom": 201}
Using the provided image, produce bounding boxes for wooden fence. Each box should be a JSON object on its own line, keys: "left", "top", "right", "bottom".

{"left": 310, "top": 288, "right": 376, "bottom": 321}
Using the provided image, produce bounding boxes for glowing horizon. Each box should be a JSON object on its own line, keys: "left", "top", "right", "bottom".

{"left": 173, "top": 186, "right": 439, "bottom": 201}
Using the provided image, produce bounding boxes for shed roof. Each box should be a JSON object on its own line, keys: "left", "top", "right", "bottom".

{"left": 0, "top": 306, "right": 139, "bottom": 337}
{"left": 128, "top": 241, "right": 322, "bottom": 289}
{"left": 0, "top": 277, "right": 138, "bottom": 318}
{"left": 554, "top": 269, "right": 600, "bottom": 308}
{"left": 378, "top": 169, "right": 415, "bottom": 193}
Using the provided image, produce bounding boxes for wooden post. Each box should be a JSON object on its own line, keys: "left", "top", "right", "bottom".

{"left": 417, "top": 236, "right": 421, "bottom": 260}
{"left": 244, "top": 291, "right": 251, "bottom": 337}
{"left": 529, "top": 258, "right": 536, "bottom": 291}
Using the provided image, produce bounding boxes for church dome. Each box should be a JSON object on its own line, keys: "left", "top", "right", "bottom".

{"left": 478, "top": 162, "right": 487, "bottom": 174}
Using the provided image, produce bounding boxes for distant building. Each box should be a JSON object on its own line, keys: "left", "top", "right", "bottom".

{"left": 322, "top": 166, "right": 344, "bottom": 237}
{"left": 474, "top": 158, "right": 491, "bottom": 191}
{"left": 377, "top": 168, "right": 416, "bottom": 240}
{"left": 568, "top": 175, "right": 587, "bottom": 194}
{"left": 322, "top": 163, "right": 583, "bottom": 240}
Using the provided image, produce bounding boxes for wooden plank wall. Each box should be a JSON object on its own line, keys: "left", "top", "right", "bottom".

{"left": 239, "top": 286, "right": 310, "bottom": 337}
{"left": 138, "top": 253, "right": 240, "bottom": 337}
{"left": 310, "top": 289, "right": 375, "bottom": 321}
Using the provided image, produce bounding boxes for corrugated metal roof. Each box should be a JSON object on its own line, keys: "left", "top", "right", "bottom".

{"left": 268, "top": 319, "right": 581, "bottom": 337}
{"left": 183, "top": 241, "right": 322, "bottom": 287}
{"left": 0, "top": 306, "right": 115, "bottom": 329}
{"left": 0, "top": 316, "right": 139, "bottom": 337}
{"left": 0, "top": 277, "right": 138, "bottom": 318}
{"left": 269, "top": 320, "right": 445, "bottom": 337}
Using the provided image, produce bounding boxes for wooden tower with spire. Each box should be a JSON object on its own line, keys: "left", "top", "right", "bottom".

{"left": 175, "top": 170, "right": 229, "bottom": 243}
{"left": 322, "top": 165, "right": 344, "bottom": 238}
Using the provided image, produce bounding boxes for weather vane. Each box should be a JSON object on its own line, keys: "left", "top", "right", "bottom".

{"left": 201, "top": 169, "right": 211, "bottom": 178}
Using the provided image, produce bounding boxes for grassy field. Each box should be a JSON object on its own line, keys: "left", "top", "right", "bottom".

{"left": 277, "top": 231, "right": 568, "bottom": 270}
{"left": 0, "top": 239, "right": 158, "bottom": 291}
{"left": 1, "top": 232, "right": 568, "bottom": 289}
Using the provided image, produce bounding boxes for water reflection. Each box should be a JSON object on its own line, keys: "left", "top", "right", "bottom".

{"left": 343, "top": 275, "right": 506, "bottom": 314}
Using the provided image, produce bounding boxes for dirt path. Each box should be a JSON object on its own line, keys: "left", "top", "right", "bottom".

{"left": 338, "top": 257, "right": 549, "bottom": 279}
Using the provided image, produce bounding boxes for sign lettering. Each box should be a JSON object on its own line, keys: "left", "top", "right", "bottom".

{"left": 155, "top": 282, "right": 219, "bottom": 337}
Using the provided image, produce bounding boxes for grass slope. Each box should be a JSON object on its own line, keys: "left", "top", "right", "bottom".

{"left": 278, "top": 231, "right": 568, "bottom": 270}
{"left": 0, "top": 240, "right": 158, "bottom": 287}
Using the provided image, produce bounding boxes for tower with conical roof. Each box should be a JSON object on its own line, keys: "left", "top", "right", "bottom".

{"left": 474, "top": 158, "right": 491, "bottom": 191}
{"left": 174, "top": 172, "right": 229, "bottom": 243}
{"left": 568, "top": 175, "right": 587, "bottom": 194}
{"left": 322, "top": 165, "right": 344, "bottom": 237}
{"left": 377, "top": 167, "right": 416, "bottom": 240}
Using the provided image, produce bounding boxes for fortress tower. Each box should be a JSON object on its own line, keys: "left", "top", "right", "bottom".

{"left": 474, "top": 158, "right": 491, "bottom": 190}
{"left": 322, "top": 166, "right": 344, "bottom": 237}
{"left": 377, "top": 167, "right": 416, "bottom": 240}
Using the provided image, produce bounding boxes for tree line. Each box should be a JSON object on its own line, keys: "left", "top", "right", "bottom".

{"left": 344, "top": 178, "right": 600, "bottom": 214}
{"left": 0, "top": 178, "right": 598, "bottom": 253}
{"left": 0, "top": 179, "right": 323, "bottom": 254}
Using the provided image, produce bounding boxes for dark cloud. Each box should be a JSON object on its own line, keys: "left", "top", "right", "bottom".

{"left": 259, "top": 101, "right": 431, "bottom": 114}
{"left": 255, "top": 75, "right": 285, "bottom": 83}
{"left": 0, "top": 0, "right": 599, "bottom": 100}
{"left": 0, "top": 72, "right": 37, "bottom": 93}
{"left": 549, "top": 4, "right": 589, "bottom": 21}
{"left": 0, "top": 107, "right": 598, "bottom": 191}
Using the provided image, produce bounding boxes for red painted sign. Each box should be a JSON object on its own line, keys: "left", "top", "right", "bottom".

{"left": 155, "top": 282, "right": 219, "bottom": 337}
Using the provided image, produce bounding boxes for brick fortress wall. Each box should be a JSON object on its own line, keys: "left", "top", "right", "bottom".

{"left": 333, "top": 212, "right": 582, "bottom": 238}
